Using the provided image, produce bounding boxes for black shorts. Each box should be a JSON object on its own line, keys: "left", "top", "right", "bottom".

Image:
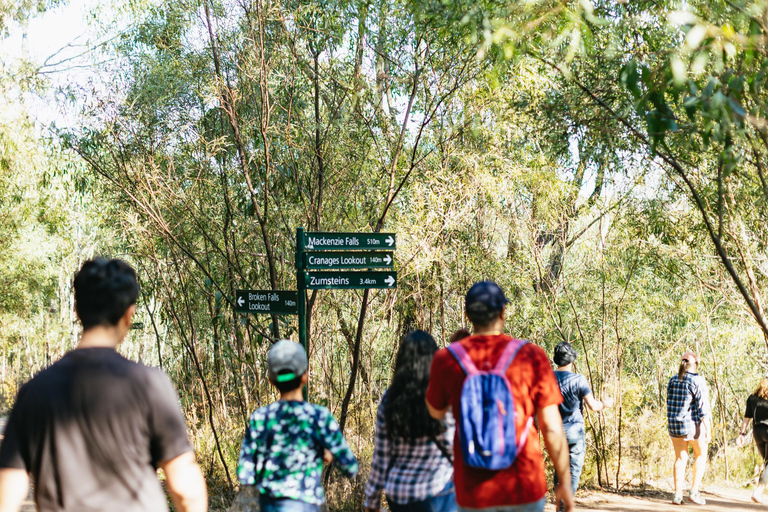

{"left": 754, "top": 426, "right": 768, "bottom": 462}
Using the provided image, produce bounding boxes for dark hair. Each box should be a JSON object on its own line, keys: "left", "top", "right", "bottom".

{"left": 450, "top": 328, "right": 471, "bottom": 343}
{"left": 553, "top": 342, "right": 578, "bottom": 367}
{"left": 74, "top": 258, "right": 139, "bottom": 330}
{"left": 678, "top": 359, "right": 692, "bottom": 380}
{"left": 384, "top": 330, "right": 444, "bottom": 440}
{"left": 465, "top": 302, "right": 502, "bottom": 328}
{"left": 272, "top": 369, "right": 305, "bottom": 393}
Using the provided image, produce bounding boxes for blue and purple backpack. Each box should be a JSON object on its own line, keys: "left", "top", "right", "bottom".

{"left": 447, "top": 337, "right": 533, "bottom": 470}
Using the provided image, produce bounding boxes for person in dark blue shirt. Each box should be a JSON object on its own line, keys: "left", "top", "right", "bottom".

{"left": 553, "top": 342, "right": 613, "bottom": 495}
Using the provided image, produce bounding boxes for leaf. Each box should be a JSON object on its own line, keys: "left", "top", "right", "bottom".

{"left": 710, "top": 91, "right": 726, "bottom": 111}
{"left": 645, "top": 110, "right": 667, "bottom": 146}
{"left": 727, "top": 97, "right": 746, "bottom": 119}
{"left": 620, "top": 60, "right": 640, "bottom": 99}
{"left": 683, "top": 96, "right": 699, "bottom": 120}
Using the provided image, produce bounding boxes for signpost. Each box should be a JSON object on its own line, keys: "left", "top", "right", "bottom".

{"left": 234, "top": 290, "right": 299, "bottom": 315}
{"left": 303, "top": 232, "right": 396, "bottom": 251}
{"left": 296, "top": 227, "right": 398, "bottom": 360}
{"left": 304, "top": 251, "right": 394, "bottom": 270}
{"left": 233, "top": 227, "right": 399, "bottom": 400}
{"left": 304, "top": 271, "right": 396, "bottom": 289}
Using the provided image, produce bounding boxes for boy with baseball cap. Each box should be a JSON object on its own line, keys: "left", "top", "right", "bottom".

{"left": 236, "top": 339, "right": 358, "bottom": 510}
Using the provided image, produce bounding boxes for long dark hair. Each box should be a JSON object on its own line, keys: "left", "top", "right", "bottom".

{"left": 678, "top": 359, "right": 693, "bottom": 380}
{"left": 383, "top": 330, "right": 445, "bottom": 440}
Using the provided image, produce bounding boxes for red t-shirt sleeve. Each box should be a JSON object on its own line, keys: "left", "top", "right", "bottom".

{"left": 426, "top": 348, "right": 453, "bottom": 411}
{"left": 527, "top": 344, "right": 563, "bottom": 410}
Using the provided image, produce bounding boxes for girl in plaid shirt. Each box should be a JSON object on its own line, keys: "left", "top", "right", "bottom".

{"left": 666, "top": 351, "right": 708, "bottom": 506}
{"left": 364, "top": 330, "right": 456, "bottom": 512}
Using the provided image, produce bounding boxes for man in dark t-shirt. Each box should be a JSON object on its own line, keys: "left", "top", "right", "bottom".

{"left": 0, "top": 258, "right": 207, "bottom": 512}
{"left": 553, "top": 342, "right": 613, "bottom": 495}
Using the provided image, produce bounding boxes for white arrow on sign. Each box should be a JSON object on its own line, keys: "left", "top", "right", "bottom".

{"left": 237, "top": 296, "right": 245, "bottom": 307}
{"left": 385, "top": 236, "right": 394, "bottom": 246}
{"left": 384, "top": 254, "right": 392, "bottom": 265}
{"left": 385, "top": 275, "right": 396, "bottom": 287}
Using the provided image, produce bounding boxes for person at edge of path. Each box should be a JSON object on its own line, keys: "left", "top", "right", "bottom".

{"left": 0, "top": 258, "right": 208, "bottom": 512}
{"left": 236, "top": 339, "right": 358, "bottom": 512}
{"left": 552, "top": 341, "right": 614, "bottom": 495}
{"left": 426, "top": 280, "right": 574, "bottom": 512}
{"left": 364, "top": 330, "right": 456, "bottom": 512}
{"left": 667, "top": 350, "right": 709, "bottom": 506}
{"left": 736, "top": 378, "right": 768, "bottom": 504}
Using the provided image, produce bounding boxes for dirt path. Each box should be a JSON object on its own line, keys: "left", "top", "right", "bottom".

{"left": 554, "top": 487, "right": 767, "bottom": 511}
{"left": 9, "top": 486, "right": 768, "bottom": 511}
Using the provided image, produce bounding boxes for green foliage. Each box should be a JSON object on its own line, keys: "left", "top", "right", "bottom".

{"left": 5, "top": 0, "right": 768, "bottom": 505}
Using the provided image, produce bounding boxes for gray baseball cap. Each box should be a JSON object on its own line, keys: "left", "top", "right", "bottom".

{"left": 267, "top": 339, "right": 308, "bottom": 383}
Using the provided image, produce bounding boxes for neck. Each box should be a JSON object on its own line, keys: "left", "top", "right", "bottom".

{"left": 473, "top": 320, "right": 505, "bottom": 336}
{"left": 280, "top": 388, "right": 304, "bottom": 402}
{"left": 77, "top": 325, "right": 124, "bottom": 350}
{"left": 558, "top": 364, "right": 573, "bottom": 372}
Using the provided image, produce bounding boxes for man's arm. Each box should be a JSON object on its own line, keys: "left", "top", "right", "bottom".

{"left": 584, "top": 393, "right": 613, "bottom": 412}
{"left": 0, "top": 468, "right": 29, "bottom": 512}
{"left": 426, "top": 399, "right": 448, "bottom": 420}
{"left": 161, "top": 452, "right": 208, "bottom": 512}
{"left": 538, "top": 404, "right": 574, "bottom": 512}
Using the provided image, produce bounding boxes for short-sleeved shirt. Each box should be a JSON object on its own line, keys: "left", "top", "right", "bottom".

{"left": 691, "top": 374, "right": 711, "bottom": 419}
{"left": 0, "top": 348, "right": 192, "bottom": 512}
{"left": 554, "top": 371, "right": 592, "bottom": 430}
{"left": 237, "top": 400, "right": 358, "bottom": 505}
{"left": 745, "top": 394, "right": 768, "bottom": 429}
{"left": 666, "top": 372, "right": 703, "bottom": 438}
{"left": 426, "top": 334, "right": 563, "bottom": 508}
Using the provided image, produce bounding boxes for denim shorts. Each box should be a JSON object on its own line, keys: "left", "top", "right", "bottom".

{"left": 387, "top": 480, "right": 457, "bottom": 512}
{"left": 258, "top": 495, "right": 321, "bottom": 512}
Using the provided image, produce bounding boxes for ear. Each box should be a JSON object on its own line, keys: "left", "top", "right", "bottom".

{"left": 499, "top": 306, "right": 506, "bottom": 321}
{"left": 121, "top": 304, "right": 137, "bottom": 328}
{"left": 301, "top": 372, "right": 309, "bottom": 384}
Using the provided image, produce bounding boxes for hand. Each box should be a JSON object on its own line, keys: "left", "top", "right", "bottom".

{"left": 323, "top": 449, "right": 334, "bottom": 464}
{"left": 602, "top": 397, "right": 615, "bottom": 409}
{"left": 555, "top": 482, "right": 574, "bottom": 512}
{"left": 737, "top": 434, "right": 746, "bottom": 447}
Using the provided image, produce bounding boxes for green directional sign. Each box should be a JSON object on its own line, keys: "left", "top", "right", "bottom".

{"left": 304, "top": 232, "right": 396, "bottom": 251}
{"left": 235, "top": 290, "right": 299, "bottom": 315}
{"left": 304, "top": 271, "right": 397, "bottom": 290}
{"left": 304, "top": 251, "right": 394, "bottom": 270}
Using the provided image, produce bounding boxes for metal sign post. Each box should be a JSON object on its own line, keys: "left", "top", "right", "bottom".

{"left": 296, "top": 227, "right": 308, "bottom": 357}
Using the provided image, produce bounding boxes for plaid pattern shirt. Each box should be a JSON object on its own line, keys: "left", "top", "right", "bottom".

{"left": 363, "top": 393, "right": 454, "bottom": 507}
{"left": 667, "top": 372, "right": 704, "bottom": 437}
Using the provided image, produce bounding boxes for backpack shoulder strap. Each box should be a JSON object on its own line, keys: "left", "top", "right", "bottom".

{"left": 447, "top": 342, "right": 478, "bottom": 375}
{"left": 494, "top": 338, "right": 529, "bottom": 373}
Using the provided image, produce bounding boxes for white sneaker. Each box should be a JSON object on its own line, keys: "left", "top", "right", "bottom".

{"left": 672, "top": 494, "right": 683, "bottom": 505}
{"left": 689, "top": 491, "right": 706, "bottom": 505}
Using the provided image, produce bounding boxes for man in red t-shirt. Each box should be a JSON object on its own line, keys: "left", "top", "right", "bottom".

{"left": 426, "top": 281, "right": 573, "bottom": 512}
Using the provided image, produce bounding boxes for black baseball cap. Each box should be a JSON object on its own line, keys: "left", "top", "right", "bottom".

{"left": 465, "top": 281, "right": 511, "bottom": 312}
